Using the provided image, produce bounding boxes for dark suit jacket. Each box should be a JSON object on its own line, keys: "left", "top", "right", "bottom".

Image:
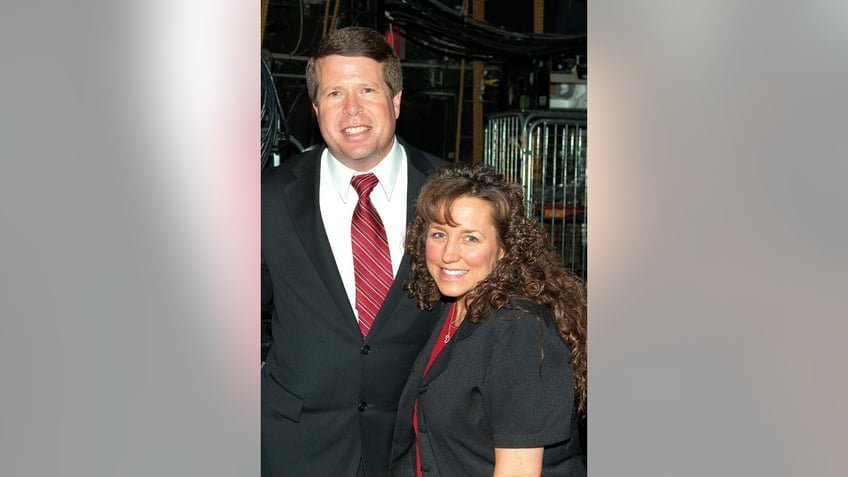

{"left": 261, "top": 140, "right": 445, "bottom": 477}
{"left": 389, "top": 299, "right": 585, "bottom": 477}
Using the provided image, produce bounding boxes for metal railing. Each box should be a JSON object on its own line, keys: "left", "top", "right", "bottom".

{"left": 484, "top": 110, "right": 587, "bottom": 278}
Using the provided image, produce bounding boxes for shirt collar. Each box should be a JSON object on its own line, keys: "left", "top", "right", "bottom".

{"left": 324, "top": 137, "right": 403, "bottom": 203}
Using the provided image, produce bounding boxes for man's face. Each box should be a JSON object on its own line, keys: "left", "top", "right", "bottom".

{"left": 312, "top": 55, "right": 402, "bottom": 172}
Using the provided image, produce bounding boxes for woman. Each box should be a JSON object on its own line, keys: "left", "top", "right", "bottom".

{"left": 389, "top": 162, "right": 587, "bottom": 477}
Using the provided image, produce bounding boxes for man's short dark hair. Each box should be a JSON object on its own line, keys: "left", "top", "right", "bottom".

{"left": 305, "top": 26, "right": 403, "bottom": 104}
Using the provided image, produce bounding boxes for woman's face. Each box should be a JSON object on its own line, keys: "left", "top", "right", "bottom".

{"left": 425, "top": 196, "right": 505, "bottom": 311}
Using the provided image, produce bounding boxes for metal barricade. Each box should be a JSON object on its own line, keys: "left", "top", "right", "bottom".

{"left": 484, "top": 110, "right": 587, "bottom": 278}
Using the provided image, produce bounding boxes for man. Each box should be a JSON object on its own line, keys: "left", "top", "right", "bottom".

{"left": 261, "top": 27, "right": 445, "bottom": 476}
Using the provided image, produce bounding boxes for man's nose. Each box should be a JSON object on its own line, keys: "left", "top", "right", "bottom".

{"left": 343, "top": 95, "right": 362, "bottom": 116}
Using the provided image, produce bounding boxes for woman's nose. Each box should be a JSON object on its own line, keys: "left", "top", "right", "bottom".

{"left": 442, "top": 240, "right": 460, "bottom": 263}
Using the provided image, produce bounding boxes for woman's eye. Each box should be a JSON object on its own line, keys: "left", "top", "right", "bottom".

{"left": 431, "top": 232, "right": 446, "bottom": 239}
{"left": 465, "top": 235, "right": 479, "bottom": 243}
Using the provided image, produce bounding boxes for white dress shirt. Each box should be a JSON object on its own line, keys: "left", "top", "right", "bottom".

{"left": 319, "top": 138, "right": 410, "bottom": 317}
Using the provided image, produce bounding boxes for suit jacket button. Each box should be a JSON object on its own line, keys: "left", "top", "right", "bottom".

{"left": 360, "top": 345, "right": 371, "bottom": 355}
{"left": 358, "top": 401, "right": 368, "bottom": 412}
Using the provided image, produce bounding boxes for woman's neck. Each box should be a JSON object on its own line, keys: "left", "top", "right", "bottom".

{"left": 452, "top": 299, "right": 467, "bottom": 325}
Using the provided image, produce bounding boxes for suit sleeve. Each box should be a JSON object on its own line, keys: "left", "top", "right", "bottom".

{"left": 484, "top": 314, "right": 574, "bottom": 448}
{"left": 261, "top": 251, "right": 272, "bottom": 307}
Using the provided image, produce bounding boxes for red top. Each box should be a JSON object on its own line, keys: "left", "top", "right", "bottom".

{"left": 414, "top": 302, "right": 459, "bottom": 477}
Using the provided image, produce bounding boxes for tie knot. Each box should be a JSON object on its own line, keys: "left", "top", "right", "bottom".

{"left": 351, "top": 173, "right": 380, "bottom": 198}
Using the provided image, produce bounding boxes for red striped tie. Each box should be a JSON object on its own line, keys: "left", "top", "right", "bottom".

{"left": 351, "top": 173, "right": 393, "bottom": 338}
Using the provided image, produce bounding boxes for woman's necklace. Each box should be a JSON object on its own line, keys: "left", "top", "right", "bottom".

{"left": 443, "top": 305, "right": 462, "bottom": 344}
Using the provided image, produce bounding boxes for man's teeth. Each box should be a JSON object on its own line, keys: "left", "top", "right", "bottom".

{"left": 442, "top": 269, "right": 467, "bottom": 276}
{"left": 344, "top": 126, "right": 369, "bottom": 134}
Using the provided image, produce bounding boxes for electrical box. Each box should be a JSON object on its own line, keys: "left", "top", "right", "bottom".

{"left": 549, "top": 55, "right": 586, "bottom": 110}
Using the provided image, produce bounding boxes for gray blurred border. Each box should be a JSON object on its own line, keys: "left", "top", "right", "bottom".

{"left": 589, "top": 1, "right": 848, "bottom": 475}
{"left": 1, "top": 2, "right": 259, "bottom": 476}
{"left": 2, "top": 1, "right": 847, "bottom": 476}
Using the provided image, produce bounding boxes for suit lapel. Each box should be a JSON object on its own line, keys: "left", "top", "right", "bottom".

{"left": 367, "top": 143, "right": 438, "bottom": 338}
{"left": 403, "top": 141, "right": 433, "bottom": 227}
{"left": 421, "top": 308, "right": 478, "bottom": 386}
{"left": 278, "top": 142, "right": 441, "bottom": 339}
{"left": 283, "top": 149, "right": 357, "bottom": 325}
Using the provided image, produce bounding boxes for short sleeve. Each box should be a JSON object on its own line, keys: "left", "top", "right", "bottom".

{"left": 484, "top": 313, "right": 574, "bottom": 448}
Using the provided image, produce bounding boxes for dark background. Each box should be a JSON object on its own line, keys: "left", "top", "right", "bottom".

{"left": 261, "top": 0, "right": 586, "bottom": 164}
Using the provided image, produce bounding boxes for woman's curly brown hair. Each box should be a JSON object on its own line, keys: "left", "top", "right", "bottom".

{"left": 405, "top": 162, "right": 587, "bottom": 412}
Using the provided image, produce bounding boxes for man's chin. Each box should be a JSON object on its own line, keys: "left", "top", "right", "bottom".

{"left": 333, "top": 150, "right": 383, "bottom": 171}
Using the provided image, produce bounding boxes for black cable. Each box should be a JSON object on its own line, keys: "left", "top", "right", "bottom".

{"left": 262, "top": 57, "right": 301, "bottom": 169}
{"left": 384, "top": 0, "right": 586, "bottom": 60}
{"left": 260, "top": 58, "right": 278, "bottom": 169}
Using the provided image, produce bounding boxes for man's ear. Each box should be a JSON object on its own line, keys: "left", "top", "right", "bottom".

{"left": 393, "top": 90, "right": 402, "bottom": 119}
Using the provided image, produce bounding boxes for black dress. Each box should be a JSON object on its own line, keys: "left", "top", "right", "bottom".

{"left": 390, "top": 298, "right": 586, "bottom": 476}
